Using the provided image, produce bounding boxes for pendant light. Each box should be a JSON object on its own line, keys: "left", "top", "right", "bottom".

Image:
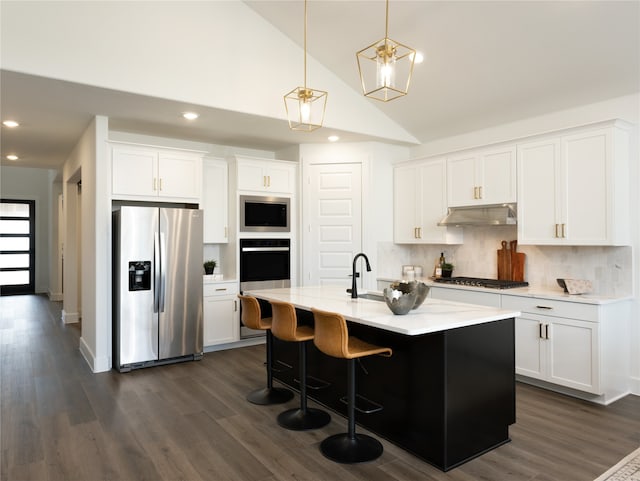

{"left": 356, "top": 0, "right": 416, "bottom": 102}
{"left": 284, "top": 0, "right": 327, "bottom": 132}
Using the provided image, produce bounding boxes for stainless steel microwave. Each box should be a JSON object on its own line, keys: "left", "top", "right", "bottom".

{"left": 239, "top": 195, "right": 290, "bottom": 232}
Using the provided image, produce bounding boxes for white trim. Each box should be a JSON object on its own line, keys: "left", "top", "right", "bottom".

{"left": 630, "top": 375, "right": 640, "bottom": 396}
{"left": 61, "top": 309, "right": 79, "bottom": 324}
{"left": 48, "top": 290, "right": 63, "bottom": 302}
{"left": 79, "top": 336, "right": 111, "bottom": 373}
{"left": 203, "top": 337, "right": 264, "bottom": 353}
{"left": 516, "top": 375, "right": 631, "bottom": 406}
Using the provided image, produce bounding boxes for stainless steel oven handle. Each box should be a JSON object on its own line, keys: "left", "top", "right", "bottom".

{"left": 241, "top": 247, "right": 290, "bottom": 252}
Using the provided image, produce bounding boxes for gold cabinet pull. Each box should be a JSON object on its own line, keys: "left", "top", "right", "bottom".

{"left": 418, "top": 227, "right": 422, "bottom": 239}
{"left": 473, "top": 186, "right": 478, "bottom": 199}
{"left": 153, "top": 178, "right": 157, "bottom": 191}
{"left": 554, "top": 224, "right": 559, "bottom": 238}
{"left": 478, "top": 186, "right": 482, "bottom": 199}
{"left": 561, "top": 223, "right": 566, "bottom": 238}
{"left": 159, "top": 178, "right": 162, "bottom": 191}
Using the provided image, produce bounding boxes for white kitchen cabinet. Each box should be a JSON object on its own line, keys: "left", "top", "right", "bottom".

{"left": 394, "top": 158, "right": 462, "bottom": 244}
{"left": 517, "top": 121, "right": 631, "bottom": 245}
{"left": 502, "top": 294, "right": 630, "bottom": 403}
{"left": 203, "top": 281, "right": 239, "bottom": 346}
{"left": 236, "top": 157, "right": 295, "bottom": 194}
{"left": 111, "top": 143, "right": 202, "bottom": 202}
{"left": 447, "top": 144, "right": 516, "bottom": 207}
{"left": 202, "top": 158, "right": 228, "bottom": 243}
{"left": 429, "top": 286, "right": 501, "bottom": 307}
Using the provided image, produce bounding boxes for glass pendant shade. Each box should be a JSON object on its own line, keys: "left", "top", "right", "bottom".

{"left": 357, "top": 37, "right": 416, "bottom": 102}
{"left": 284, "top": 86, "right": 328, "bottom": 132}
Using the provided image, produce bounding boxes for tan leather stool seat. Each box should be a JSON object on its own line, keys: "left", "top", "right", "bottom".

{"left": 270, "top": 300, "right": 330, "bottom": 431}
{"left": 238, "top": 295, "right": 293, "bottom": 405}
{"left": 312, "top": 307, "right": 392, "bottom": 464}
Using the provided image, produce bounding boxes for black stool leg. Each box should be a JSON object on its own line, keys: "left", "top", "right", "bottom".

{"left": 277, "top": 341, "right": 331, "bottom": 430}
{"left": 247, "top": 330, "right": 294, "bottom": 405}
{"left": 320, "top": 358, "right": 383, "bottom": 463}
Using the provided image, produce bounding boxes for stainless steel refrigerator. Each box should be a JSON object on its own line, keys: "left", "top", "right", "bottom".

{"left": 113, "top": 206, "right": 203, "bottom": 372}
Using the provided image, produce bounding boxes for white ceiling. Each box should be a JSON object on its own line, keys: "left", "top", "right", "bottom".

{"left": 1, "top": 0, "right": 638, "bottom": 171}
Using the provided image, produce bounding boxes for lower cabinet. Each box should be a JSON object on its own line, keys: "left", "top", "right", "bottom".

{"left": 429, "top": 286, "right": 501, "bottom": 307}
{"left": 203, "top": 281, "right": 239, "bottom": 346}
{"left": 513, "top": 312, "right": 598, "bottom": 393}
{"left": 502, "top": 295, "right": 630, "bottom": 402}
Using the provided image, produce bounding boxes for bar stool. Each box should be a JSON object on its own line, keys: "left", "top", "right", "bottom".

{"left": 238, "top": 295, "right": 294, "bottom": 405}
{"left": 270, "top": 300, "right": 331, "bottom": 430}
{"left": 311, "top": 308, "right": 392, "bottom": 464}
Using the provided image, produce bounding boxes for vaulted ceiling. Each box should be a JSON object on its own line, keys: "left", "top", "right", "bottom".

{"left": 1, "top": 1, "right": 638, "bottom": 170}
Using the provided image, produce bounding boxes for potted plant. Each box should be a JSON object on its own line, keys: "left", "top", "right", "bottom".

{"left": 203, "top": 259, "right": 217, "bottom": 275}
{"left": 441, "top": 262, "right": 454, "bottom": 278}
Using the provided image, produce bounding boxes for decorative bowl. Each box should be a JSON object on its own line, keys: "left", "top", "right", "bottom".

{"left": 383, "top": 286, "right": 418, "bottom": 315}
{"left": 390, "top": 280, "right": 430, "bottom": 309}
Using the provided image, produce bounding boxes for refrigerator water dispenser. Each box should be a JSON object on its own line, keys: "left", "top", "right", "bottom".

{"left": 129, "top": 261, "right": 151, "bottom": 291}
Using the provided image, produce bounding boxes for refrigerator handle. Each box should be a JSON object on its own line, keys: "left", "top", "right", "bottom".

{"left": 154, "top": 233, "right": 160, "bottom": 313}
{"left": 159, "top": 231, "right": 166, "bottom": 312}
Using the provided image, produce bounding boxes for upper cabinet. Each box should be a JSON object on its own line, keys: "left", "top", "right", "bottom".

{"left": 236, "top": 158, "right": 295, "bottom": 194}
{"left": 447, "top": 144, "right": 516, "bottom": 207}
{"left": 111, "top": 143, "right": 202, "bottom": 202}
{"left": 394, "top": 157, "right": 463, "bottom": 244}
{"left": 517, "top": 121, "right": 631, "bottom": 245}
{"left": 202, "top": 158, "right": 228, "bottom": 244}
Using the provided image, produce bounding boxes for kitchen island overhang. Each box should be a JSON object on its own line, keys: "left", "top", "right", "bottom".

{"left": 246, "top": 286, "right": 520, "bottom": 471}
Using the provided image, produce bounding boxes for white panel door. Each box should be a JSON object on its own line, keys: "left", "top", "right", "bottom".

{"left": 305, "top": 163, "right": 362, "bottom": 288}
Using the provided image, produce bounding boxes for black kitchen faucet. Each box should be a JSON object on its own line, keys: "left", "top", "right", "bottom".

{"left": 350, "top": 253, "right": 371, "bottom": 299}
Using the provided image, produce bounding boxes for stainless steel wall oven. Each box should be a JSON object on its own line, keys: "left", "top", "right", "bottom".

{"left": 239, "top": 238, "right": 291, "bottom": 338}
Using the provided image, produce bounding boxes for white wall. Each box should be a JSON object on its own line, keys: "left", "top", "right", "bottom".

{"left": 0, "top": 165, "right": 55, "bottom": 294}
{"left": 1, "top": 0, "right": 417, "bottom": 145}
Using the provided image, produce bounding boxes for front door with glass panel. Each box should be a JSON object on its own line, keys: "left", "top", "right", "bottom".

{"left": 0, "top": 199, "right": 35, "bottom": 295}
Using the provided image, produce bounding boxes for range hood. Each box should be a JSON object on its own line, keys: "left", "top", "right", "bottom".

{"left": 438, "top": 203, "right": 517, "bottom": 227}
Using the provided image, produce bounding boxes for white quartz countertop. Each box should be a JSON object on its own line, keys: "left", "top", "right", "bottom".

{"left": 378, "top": 277, "right": 633, "bottom": 305}
{"left": 245, "top": 286, "right": 521, "bottom": 336}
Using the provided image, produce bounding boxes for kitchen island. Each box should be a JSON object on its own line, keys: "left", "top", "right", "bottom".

{"left": 247, "top": 286, "right": 521, "bottom": 471}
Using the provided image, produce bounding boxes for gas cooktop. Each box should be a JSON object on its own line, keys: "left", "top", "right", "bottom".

{"left": 433, "top": 277, "right": 529, "bottom": 289}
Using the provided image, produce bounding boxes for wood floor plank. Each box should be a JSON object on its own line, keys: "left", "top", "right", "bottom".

{"left": 1, "top": 294, "right": 639, "bottom": 481}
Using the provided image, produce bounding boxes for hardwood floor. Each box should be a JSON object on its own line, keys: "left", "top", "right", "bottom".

{"left": 1, "top": 294, "right": 639, "bottom": 481}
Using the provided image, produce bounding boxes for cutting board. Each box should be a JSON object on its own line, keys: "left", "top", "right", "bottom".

{"left": 511, "top": 240, "right": 526, "bottom": 282}
{"left": 497, "top": 241, "right": 511, "bottom": 280}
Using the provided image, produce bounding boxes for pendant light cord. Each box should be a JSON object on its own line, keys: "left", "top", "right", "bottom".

{"left": 385, "top": 0, "right": 389, "bottom": 39}
{"left": 304, "top": 0, "right": 308, "bottom": 89}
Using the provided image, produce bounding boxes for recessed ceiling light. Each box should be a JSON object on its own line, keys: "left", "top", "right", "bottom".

{"left": 412, "top": 51, "right": 424, "bottom": 64}
{"left": 328, "top": 135, "right": 340, "bottom": 142}
{"left": 3, "top": 120, "right": 19, "bottom": 128}
{"left": 182, "top": 112, "right": 199, "bottom": 120}
{"left": 6, "top": 154, "right": 19, "bottom": 161}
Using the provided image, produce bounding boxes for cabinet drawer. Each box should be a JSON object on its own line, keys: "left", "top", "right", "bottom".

{"left": 203, "top": 282, "right": 238, "bottom": 297}
{"left": 430, "top": 286, "right": 501, "bottom": 307}
{"left": 501, "top": 295, "right": 598, "bottom": 322}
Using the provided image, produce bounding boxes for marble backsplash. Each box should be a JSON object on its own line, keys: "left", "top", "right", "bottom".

{"left": 377, "top": 226, "right": 632, "bottom": 297}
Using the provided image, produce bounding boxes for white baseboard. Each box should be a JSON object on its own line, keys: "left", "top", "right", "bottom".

{"left": 79, "top": 337, "right": 111, "bottom": 373}
{"left": 61, "top": 309, "right": 80, "bottom": 324}
{"left": 630, "top": 375, "right": 640, "bottom": 396}
{"left": 203, "top": 337, "right": 265, "bottom": 353}
{"left": 48, "top": 291, "right": 63, "bottom": 302}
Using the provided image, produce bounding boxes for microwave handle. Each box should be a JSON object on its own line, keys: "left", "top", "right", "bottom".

{"left": 241, "top": 247, "right": 290, "bottom": 252}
